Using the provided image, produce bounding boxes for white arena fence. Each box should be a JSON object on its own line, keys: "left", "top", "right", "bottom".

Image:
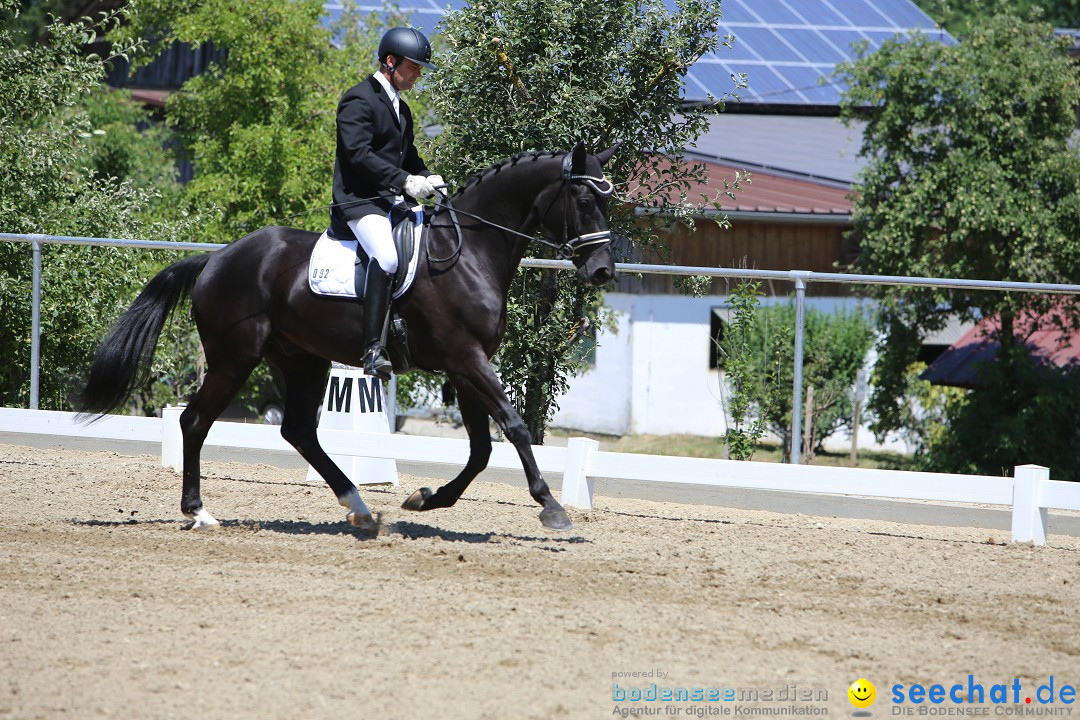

{"left": 1, "top": 406, "right": 1078, "bottom": 546}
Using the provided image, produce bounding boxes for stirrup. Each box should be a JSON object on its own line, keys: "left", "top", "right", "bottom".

{"left": 363, "top": 346, "right": 393, "bottom": 380}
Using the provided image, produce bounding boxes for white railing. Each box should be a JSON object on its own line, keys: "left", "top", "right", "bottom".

{"left": 2, "top": 406, "right": 1077, "bottom": 546}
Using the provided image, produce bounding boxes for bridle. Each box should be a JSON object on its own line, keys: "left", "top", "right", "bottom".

{"left": 552, "top": 151, "right": 615, "bottom": 259}
{"left": 429, "top": 151, "right": 615, "bottom": 263}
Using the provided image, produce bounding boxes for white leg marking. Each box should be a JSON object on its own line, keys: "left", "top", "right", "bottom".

{"left": 339, "top": 489, "right": 375, "bottom": 530}
{"left": 190, "top": 507, "right": 220, "bottom": 531}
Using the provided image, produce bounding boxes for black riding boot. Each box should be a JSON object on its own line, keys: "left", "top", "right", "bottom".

{"left": 361, "top": 259, "right": 394, "bottom": 380}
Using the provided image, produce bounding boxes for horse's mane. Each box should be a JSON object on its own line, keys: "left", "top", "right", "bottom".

{"left": 453, "top": 150, "right": 563, "bottom": 198}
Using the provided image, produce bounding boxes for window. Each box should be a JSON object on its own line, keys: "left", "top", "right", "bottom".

{"left": 709, "top": 307, "right": 728, "bottom": 369}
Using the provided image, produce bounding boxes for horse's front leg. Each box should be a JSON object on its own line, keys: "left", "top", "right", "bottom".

{"left": 402, "top": 388, "right": 492, "bottom": 511}
{"left": 403, "top": 363, "right": 571, "bottom": 530}
{"left": 496, "top": 405, "right": 573, "bottom": 531}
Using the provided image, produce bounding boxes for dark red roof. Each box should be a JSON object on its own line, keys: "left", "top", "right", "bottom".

{"left": 664, "top": 158, "right": 854, "bottom": 216}
{"left": 921, "top": 315, "right": 1080, "bottom": 388}
{"left": 708, "top": 161, "right": 853, "bottom": 215}
{"left": 128, "top": 89, "right": 170, "bottom": 108}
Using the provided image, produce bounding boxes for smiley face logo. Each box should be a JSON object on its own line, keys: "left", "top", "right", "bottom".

{"left": 848, "top": 678, "right": 876, "bottom": 709}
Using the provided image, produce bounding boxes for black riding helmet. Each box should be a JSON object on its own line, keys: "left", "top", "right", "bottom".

{"left": 378, "top": 27, "right": 435, "bottom": 70}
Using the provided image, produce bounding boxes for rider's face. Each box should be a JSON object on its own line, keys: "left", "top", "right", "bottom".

{"left": 390, "top": 58, "right": 424, "bottom": 91}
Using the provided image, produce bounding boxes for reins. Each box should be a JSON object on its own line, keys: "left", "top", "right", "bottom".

{"left": 425, "top": 192, "right": 570, "bottom": 263}
{"left": 243, "top": 151, "right": 614, "bottom": 261}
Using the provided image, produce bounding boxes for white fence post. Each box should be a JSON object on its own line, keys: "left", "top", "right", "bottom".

{"left": 161, "top": 405, "right": 184, "bottom": 472}
{"left": 1012, "top": 464, "right": 1049, "bottom": 545}
{"left": 561, "top": 437, "right": 599, "bottom": 510}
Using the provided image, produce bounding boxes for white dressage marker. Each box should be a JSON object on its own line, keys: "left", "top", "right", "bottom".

{"left": 306, "top": 363, "right": 399, "bottom": 488}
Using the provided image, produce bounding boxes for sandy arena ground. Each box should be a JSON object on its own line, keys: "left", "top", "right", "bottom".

{"left": 1, "top": 441, "right": 1079, "bottom": 720}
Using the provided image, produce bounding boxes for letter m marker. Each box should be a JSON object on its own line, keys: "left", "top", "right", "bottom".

{"left": 327, "top": 375, "right": 353, "bottom": 413}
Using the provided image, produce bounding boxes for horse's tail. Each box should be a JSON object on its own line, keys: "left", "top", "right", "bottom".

{"left": 74, "top": 253, "right": 211, "bottom": 418}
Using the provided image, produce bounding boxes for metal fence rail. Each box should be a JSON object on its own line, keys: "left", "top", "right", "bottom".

{"left": 5, "top": 232, "right": 1080, "bottom": 463}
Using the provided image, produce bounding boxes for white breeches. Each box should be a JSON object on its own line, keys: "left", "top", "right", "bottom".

{"left": 348, "top": 214, "right": 398, "bottom": 274}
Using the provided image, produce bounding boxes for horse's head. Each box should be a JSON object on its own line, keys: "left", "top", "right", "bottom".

{"left": 539, "top": 141, "right": 619, "bottom": 286}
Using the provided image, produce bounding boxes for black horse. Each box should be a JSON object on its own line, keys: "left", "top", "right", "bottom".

{"left": 76, "top": 142, "right": 617, "bottom": 532}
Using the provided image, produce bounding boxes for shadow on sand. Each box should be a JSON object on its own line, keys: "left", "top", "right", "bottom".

{"left": 71, "top": 515, "right": 591, "bottom": 551}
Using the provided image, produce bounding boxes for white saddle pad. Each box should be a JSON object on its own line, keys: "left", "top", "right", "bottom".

{"left": 308, "top": 210, "right": 423, "bottom": 299}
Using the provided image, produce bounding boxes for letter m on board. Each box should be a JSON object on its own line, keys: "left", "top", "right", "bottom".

{"left": 326, "top": 376, "right": 353, "bottom": 413}
{"left": 357, "top": 377, "right": 383, "bottom": 413}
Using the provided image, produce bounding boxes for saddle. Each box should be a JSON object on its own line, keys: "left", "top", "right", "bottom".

{"left": 308, "top": 204, "right": 426, "bottom": 370}
{"left": 308, "top": 204, "right": 424, "bottom": 300}
{"left": 358, "top": 203, "right": 421, "bottom": 295}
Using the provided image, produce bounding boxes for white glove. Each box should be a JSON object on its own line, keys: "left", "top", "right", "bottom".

{"left": 427, "top": 175, "right": 447, "bottom": 193}
{"left": 404, "top": 174, "right": 436, "bottom": 200}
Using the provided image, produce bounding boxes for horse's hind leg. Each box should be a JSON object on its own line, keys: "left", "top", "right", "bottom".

{"left": 269, "top": 351, "right": 376, "bottom": 531}
{"left": 179, "top": 361, "right": 259, "bottom": 529}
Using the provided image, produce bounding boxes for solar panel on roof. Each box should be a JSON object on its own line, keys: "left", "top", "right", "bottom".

{"left": 322, "top": 0, "right": 953, "bottom": 107}
{"left": 828, "top": 0, "right": 894, "bottom": 28}
{"left": 322, "top": 1, "right": 458, "bottom": 36}
{"left": 694, "top": 0, "right": 953, "bottom": 106}
{"left": 750, "top": 2, "right": 804, "bottom": 25}
{"left": 785, "top": 29, "right": 848, "bottom": 64}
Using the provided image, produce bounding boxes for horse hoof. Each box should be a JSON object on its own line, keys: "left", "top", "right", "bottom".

{"left": 539, "top": 508, "right": 573, "bottom": 531}
{"left": 401, "top": 487, "right": 433, "bottom": 511}
{"left": 188, "top": 508, "right": 220, "bottom": 531}
{"left": 347, "top": 511, "right": 377, "bottom": 531}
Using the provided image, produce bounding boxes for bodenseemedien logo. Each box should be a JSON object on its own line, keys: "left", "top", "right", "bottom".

{"left": 609, "top": 678, "right": 830, "bottom": 716}
{"left": 849, "top": 678, "right": 877, "bottom": 718}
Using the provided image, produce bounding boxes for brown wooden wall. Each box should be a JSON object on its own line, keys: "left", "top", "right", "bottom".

{"left": 615, "top": 217, "right": 857, "bottom": 297}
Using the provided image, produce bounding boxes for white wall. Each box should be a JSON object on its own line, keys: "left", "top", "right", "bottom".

{"left": 554, "top": 292, "right": 731, "bottom": 435}
{"left": 552, "top": 292, "right": 907, "bottom": 451}
{"left": 546, "top": 300, "right": 634, "bottom": 435}
{"left": 623, "top": 294, "right": 729, "bottom": 435}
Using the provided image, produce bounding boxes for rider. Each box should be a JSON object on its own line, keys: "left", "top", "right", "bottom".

{"left": 330, "top": 27, "right": 443, "bottom": 380}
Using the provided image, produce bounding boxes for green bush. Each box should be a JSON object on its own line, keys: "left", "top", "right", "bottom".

{"left": 0, "top": 2, "right": 200, "bottom": 409}
{"left": 924, "top": 343, "right": 1080, "bottom": 480}
{"left": 723, "top": 301, "right": 875, "bottom": 462}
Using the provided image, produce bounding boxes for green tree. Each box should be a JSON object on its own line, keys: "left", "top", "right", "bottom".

{"left": 924, "top": 343, "right": 1080, "bottom": 480}
{"left": 717, "top": 281, "right": 778, "bottom": 461}
{"left": 913, "top": 0, "right": 1080, "bottom": 38}
{"left": 426, "top": 0, "right": 741, "bottom": 442}
{"left": 0, "top": 2, "right": 200, "bottom": 409}
{"left": 114, "top": 0, "right": 364, "bottom": 241}
{"left": 1, "top": 0, "right": 68, "bottom": 44}
{"left": 81, "top": 86, "right": 184, "bottom": 212}
{"left": 873, "top": 359, "right": 963, "bottom": 464}
{"left": 730, "top": 303, "right": 874, "bottom": 462}
{"left": 837, "top": 15, "right": 1080, "bottom": 474}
